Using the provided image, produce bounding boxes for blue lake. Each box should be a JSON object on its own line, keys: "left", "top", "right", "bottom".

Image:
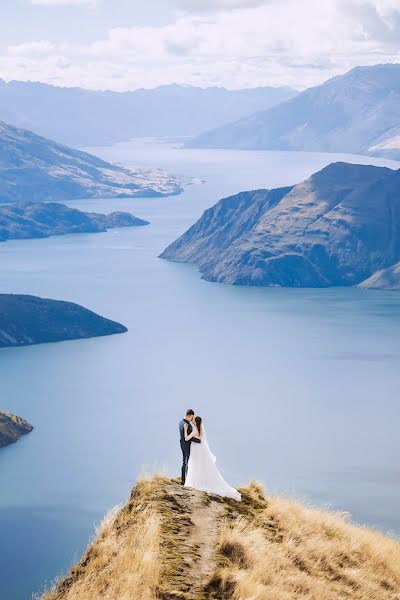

{"left": 1, "top": 142, "right": 400, "bottom": 599}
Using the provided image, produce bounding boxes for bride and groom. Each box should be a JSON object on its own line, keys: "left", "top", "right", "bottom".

{"left": 179, "top": 409, "right": 241, "bottom": 501}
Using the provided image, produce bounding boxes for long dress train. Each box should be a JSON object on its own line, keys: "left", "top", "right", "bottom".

{"left": 185, "top": 427, "right": 241, "bottom": 501}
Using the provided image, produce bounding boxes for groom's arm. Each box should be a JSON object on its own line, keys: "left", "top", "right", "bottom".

{"left": 191, "top": 437, "right": 201, "bottom": 443}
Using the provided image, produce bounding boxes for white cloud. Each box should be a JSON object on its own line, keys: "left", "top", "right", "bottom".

{"left": 374, "top": 0, "right": 400, "bottom": 18}
{"left": 8, "top": 41, "right": 56, "bottom": 56}
{"left": 168, "top": 0, "right": 277, "bottom": 11}
{"left": 2, "top": 0, "right": 400, "bottom": 91}
{"left": 30, "top": 0, "right": 98, "bottom": 7}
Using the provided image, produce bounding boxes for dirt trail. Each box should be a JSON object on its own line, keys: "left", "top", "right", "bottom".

{"left": 164, "top": 484, "right": 225, "bottom": 598}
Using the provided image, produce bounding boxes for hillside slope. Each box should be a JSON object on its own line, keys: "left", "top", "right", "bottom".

{"left": 0, "top": 120, "right": 182, "bottom": 203}
{"left": 42, "top": 476, "right": 400, "bottom": 600}
{"left": 188, "top": 64, "right": 400, "bottom": 159}
{"left": 0, "top": 81, "right": 297, "bottom": 146}
{"left": 0, "top": 411, "right": 33, "bottom": 447}
{"left": 161, "top": 162, "right": 400, "bottom": 289}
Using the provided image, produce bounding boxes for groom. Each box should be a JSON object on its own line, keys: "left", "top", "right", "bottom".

{"left": 179, "top": 409, "right": 201, "bottom": 485}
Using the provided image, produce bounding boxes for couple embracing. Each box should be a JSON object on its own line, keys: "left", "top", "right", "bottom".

{"left": 179, "top": 409, "right": 241, "bottom": 501}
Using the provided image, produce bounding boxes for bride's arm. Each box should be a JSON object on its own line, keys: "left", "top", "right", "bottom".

{"left": 184, "top": 424, "right": 194, "bottom": 441}
{"left": 184, "top": 424, "right": 201, "bottom": 443}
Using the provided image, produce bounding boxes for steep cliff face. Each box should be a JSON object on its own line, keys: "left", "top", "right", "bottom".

{"left": 42, "top": 476, "right": 400, "bottom": 600}
{"left": 161, "top": 162, "right": 400, "bottom": 289}
{"left": 0, "top": 294, "right": 127, "bottom": 348}
{"left": 0, "top": 411, "right": 33, "bottom": 447}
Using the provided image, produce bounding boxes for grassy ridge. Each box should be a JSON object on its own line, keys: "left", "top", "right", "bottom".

{"left": 41, "top": 476, "right": 400, "bottom": 600}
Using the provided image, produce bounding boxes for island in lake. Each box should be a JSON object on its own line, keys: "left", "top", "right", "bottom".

{"left": 0, "top": 201, "right": 149, "bottom": 242}
{"left": 0, "top": 294, "right": 127, "bottom": 348}
{"left": 161, "top": 162, "right": 400, "bottom": 290}
{"left": 0, "top": 411, "right": 33, "bottom": 448}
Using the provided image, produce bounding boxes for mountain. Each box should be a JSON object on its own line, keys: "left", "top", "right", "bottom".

{"left": 0, "top": 201, "right": 148, "bottom": 242}
{"left": 0, "top": 411, "right": 33, "bottom": 448}
{"left": 187, "top": 64, "right": 400, "bottom": 159}
{"left": 41, "top": 475, "right": 400, "bottom": 600}
{"left": 0, "top": 120, "right": 183, "bottom": 204}
{"left": 0, "top": 81, "right": 298, "bottom": 147}
{"left": 161, "top": 162, "right": 400, "bottom": 289}
{"left": 0, "top": 294, "right": 127, "bottom": 348}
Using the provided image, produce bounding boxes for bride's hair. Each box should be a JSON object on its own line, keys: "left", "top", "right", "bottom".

{"left": 194, "top": 415, "right": 202, "bottom": 435}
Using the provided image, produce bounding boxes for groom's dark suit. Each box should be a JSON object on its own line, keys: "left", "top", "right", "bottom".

{"left": 179, "top": 418, "right": 201, "bottom": 485}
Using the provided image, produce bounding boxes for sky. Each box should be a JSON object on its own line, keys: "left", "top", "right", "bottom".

{"left": 0, "top": 0, "right": 399, "bottom": 91}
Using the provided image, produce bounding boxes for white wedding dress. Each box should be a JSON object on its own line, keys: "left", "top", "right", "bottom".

{"left": 184, "top": 426, "right": 241, "bottom": 501}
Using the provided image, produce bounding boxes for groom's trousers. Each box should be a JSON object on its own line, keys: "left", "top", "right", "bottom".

{"left": 180, "top": 438, "right": 201, "bottom": 484}
{"left": 180, "top": 440, "right": 190, "bottom": 485}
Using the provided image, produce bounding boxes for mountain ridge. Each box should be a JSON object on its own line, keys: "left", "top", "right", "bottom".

{"left": 161, "top": 162, "right": 400, "bottom": 290}
{"left": 187, "top": 63, "right": 400, "bottom": 160}
{"left": 0, "top": 119, "right": 183, "bottom": 203}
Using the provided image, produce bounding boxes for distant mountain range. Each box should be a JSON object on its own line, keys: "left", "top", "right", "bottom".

{"left": 0, "top": 81, "right": 297, "bottom": 147}
{"left": 161, "top": 162, "right": 400, "bottom": 290}
{"left": 0, "top": 294, "right": 127, "bottom": 348}
{"left": 0, "top": 201, "right": 148, "bottom": 242}
{"left": 187, "top": 64, "right": 400, "bottom": 160}
{"left": 0, "top": 120, "right": 183, "bottom": 203}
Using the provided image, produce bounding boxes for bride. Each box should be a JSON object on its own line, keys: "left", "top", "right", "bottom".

{"left": 183, "top": 416, "right": 241, "bottom": 501}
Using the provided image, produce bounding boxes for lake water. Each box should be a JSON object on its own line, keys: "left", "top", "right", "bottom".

{"left": 1, "top": 141, "right": 400, "bottom": 599}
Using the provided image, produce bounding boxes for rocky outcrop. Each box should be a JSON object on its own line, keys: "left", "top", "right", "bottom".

{"left": 0, "top": 120, "right": 183, "bottom": 204}
{"left": 0, "top": 294, "right": 127, "bottom": 348}
{"left": 161, "top": 162, "right": 400, "bottom": 289}
{"left": 187, "top": 64, "right": 400, "bottom": 160}
{"left": 0, "top": 201, "right": 149, "bottom": 242}
{"left": 0, "top": 411, "right": 33, "bottom": 448}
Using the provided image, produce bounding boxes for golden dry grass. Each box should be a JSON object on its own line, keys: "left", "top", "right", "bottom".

{"left": 42, "top": 476, "right": 165, "bottom": 600}
{"left": 41, "top": 477, "right": 400, "bottom": 600}
{"left": 210, "top": 481, "right": 400, "bottom": 600}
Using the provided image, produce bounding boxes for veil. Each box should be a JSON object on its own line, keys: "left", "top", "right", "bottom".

{"left": 201, "top": 425, "right": 216, "bottom": 463}
{"left": 188, "top": 420, "right": 241, "bottom": 501}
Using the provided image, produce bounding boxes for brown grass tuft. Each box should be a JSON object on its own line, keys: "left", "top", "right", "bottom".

{"left": 246, "top": 480, "right": 266, "bottom": 501}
